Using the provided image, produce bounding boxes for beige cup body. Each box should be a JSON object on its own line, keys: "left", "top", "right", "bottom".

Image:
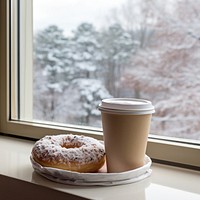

{"left": 101, "top": 112, "right": 152, "bottom": 173}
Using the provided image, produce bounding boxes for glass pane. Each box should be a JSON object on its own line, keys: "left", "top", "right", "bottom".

{"left": 31, "top": 0, "right": 200, "bottom": 141}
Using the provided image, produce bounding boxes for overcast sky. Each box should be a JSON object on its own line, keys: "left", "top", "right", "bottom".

{"left": 33, "top": 0, "right": 126, "bottom": 36}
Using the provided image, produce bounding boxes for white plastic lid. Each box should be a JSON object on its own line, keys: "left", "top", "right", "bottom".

{"left": 98, "top": 98, "right": 155, "bottom": 115}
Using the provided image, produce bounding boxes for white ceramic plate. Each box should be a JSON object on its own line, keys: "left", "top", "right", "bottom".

{"left": 30, "top": 155, "right": 152, "bottom": 186}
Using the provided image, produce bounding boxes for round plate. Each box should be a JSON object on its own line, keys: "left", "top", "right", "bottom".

{"left": 30, "top": 155, "right": 152, "bottom": 186}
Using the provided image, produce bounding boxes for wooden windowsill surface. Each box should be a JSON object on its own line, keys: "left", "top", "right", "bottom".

{"left": 0, "top": 134, "right": 199, "bottom": 200}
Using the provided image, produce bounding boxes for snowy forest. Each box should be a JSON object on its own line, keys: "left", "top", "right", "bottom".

{"left": 33, "top": 0, "right": 200, "bottom": 140}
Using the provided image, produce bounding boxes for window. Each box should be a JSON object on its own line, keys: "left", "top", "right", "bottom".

{"left": 32, "top": 0, "right": 200, "bottom": 143}
{"left": 0, "top": 0, "right": 199, "bottom": 169}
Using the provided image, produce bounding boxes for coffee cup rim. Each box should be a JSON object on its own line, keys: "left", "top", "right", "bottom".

{"left": 98, "top": 98, "right": 155, "bottom": 115}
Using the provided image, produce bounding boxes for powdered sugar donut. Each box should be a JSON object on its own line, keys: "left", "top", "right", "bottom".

{"left": 31, "top": 134, "right": 106, "bottom": 173}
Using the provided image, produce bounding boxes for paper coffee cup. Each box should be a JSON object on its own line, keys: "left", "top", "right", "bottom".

{"left": 99, "top": 98, "right": 155, "bottom": 173}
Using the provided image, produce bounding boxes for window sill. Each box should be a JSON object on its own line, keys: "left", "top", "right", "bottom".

{"left": 0, "top": 134, "right": 200, "bottom": 200}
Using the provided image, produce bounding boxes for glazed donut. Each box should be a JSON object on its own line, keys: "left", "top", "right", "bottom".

{"left": 31, "top": 134, "right": 106, "bottom": 173}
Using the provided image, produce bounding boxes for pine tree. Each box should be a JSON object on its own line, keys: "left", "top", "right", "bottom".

{"left": 69, "top": 23, "right": 111, "bottom": 124}
{"left": 99, "top": 23, "right": 138, "bottom": 97}
{"left": 33, "top": 25, "right": 70, "bottom": 120}
{"left": 70, "top": 23, "right": 102, "bottom": 78}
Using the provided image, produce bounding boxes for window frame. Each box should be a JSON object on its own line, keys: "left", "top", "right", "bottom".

{"left": 0, "top": 0, "right": 199, "bottom": 170}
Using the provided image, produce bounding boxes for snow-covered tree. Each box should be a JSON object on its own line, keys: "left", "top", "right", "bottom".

{"left": 99, "top": 23, "right": 138, "bottom": 97}
{"left": 72, "top": 79, "right": 112, "bottom": 125}
{"left": 33, "top": 24, "right": 112, "bottom": 125}
{"left": 123, "top": 0, "right": 200, "bottom": 139}
{"left": 70, "top": 23, "right": 102, "bottom": 78}
{"left": 105, "top": 0, "right": 155, "bottom": 49}
{"left": 69, "top": 23, "right": 112, "bottom": 124}
{"left": 33, "top": 25, "right": 70, "bottom": 120}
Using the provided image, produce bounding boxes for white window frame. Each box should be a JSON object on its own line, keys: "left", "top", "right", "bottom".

{"left": 0, "top": 0, "right": 199, "bottom": 170}
{"left": 19, "top": 0, "right": 33, "bottom": 121}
